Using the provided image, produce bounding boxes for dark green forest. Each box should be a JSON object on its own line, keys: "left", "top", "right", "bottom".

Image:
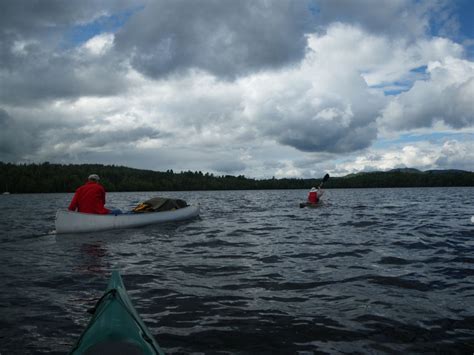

{"left": 0, "top": 162, "right": 472, "bottom": 194}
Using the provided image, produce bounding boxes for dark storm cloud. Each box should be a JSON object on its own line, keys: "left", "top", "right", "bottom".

{"left": 0, "top": 0, "right": 126, "bottom": 66}
{"left": 38, "top": 123, "right": 167, "bottom": 157}
{"left": 271, "top": 118, "right": 378, "bottom": 154}
{"left": 76, "top": 126, "right": 165, "bottom": 149}
{"left": 0, "top": 53, "right": 128, "bottom": 105}
{"left": 209, "top": 160, "right": 246, "bottom": 175}
{"left": 0, "top": 0, "right": 459, "bottom": 108}
{"left": 0, "top": 0, "right": 130, "bottom": 35}
{"left": 292, "top": 153, "right": 335, "bottom": 168}
{"left": 0, "top": 0, "right": 315, "bottom": 105}
{"left": 0, "top": 0, "right": 133, "bottom": 105}
{"left": 0, "top": 100, "right": 165, "bottom": 162}
{"left": 0, "top": 0, "right": 446, "bottom": 107}
{"left": 0, "top": 108, "right": 16, "bottom": 154}
{"left": 248, "top": 64, "right": 385, "bottom": 154}
{"left": 0, "top": 108, "right": 40, "bottom": 160}
{"left": 56, "top": 144, "right": 247, "bottom": 176}
{"left": 114, "top": 0, "right": 315, "bottom": 79}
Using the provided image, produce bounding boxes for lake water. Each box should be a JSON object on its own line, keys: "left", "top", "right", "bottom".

{"left": 0, "top": 188, "right": 473, "bottom": 354}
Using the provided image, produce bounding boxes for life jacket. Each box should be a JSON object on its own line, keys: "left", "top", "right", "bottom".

{"left": 307, "top": 190, "right": 318, "bottom": 204}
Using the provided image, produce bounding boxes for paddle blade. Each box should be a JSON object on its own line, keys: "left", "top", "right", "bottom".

{"left": 317, "top": 173, "right": 330, "bottom": 189}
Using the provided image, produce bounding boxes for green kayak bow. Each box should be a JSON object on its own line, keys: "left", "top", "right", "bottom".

{"left": 70, "top": 271, "right": 164, "bottom": 355}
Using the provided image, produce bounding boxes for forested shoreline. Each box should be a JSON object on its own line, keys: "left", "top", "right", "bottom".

{"left": 0, "top": 162, "right": 472, "bottom": 194}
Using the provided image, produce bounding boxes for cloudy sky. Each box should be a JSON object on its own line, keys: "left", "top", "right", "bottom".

{"left": 1, "top": 0, "right": 473, "bottom": 178}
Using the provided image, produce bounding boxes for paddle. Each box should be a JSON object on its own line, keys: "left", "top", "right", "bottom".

{"left": 300, "top": 173, "right": 330, "bottom": 208}
{"left": 318, "top": 173, "right": 330, "bottom": 189}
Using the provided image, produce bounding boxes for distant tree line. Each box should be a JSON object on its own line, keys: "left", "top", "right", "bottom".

{"left": 0, "top": 162, "right": 472, "bottom": 194}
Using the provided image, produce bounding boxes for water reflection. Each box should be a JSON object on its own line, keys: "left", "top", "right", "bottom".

{"left": 77, "top": 243, "right": 109, "bottom": 275}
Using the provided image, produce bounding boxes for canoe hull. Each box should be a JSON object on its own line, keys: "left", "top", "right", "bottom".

{"left": 55, "top": 205, "right": 199, "bottom": 234}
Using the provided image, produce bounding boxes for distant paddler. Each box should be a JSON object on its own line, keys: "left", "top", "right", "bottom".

{"left": 300, "top": 173, "right": 329, "bottom": 208}
{"left": 307, "top": 186, "right": 322, "bottom": 204}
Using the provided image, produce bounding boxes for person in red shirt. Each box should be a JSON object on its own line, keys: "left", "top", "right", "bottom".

{"left": 307, "top": 187, "right": 319, "bottom": 204}
{"left": 68, "top": 174, "right": 111, "bottom": 214}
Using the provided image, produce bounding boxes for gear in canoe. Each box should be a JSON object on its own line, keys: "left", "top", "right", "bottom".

{"left": 70, "top": 271, "right": 164, "bottom": 355}
{"left": 132, "top": 197, "right": 188, "bottom": 213}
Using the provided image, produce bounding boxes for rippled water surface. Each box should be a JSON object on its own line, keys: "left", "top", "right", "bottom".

{"left": 0, "top": 188, "right": 473, "bottom": 354}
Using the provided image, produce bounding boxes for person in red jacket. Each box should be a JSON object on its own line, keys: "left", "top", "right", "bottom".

{"left": 68, "top": 174, "right": 111, "bottom": 214}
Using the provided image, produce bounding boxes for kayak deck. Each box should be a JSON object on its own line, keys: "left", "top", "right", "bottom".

{"left": 70, "top": 271, "right": 164, "bottom": 355}
{"left": 299, "top": 202, "right": 320, "bottom": 208}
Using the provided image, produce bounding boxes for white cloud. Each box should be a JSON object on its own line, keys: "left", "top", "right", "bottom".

{"left": 379, "top": 56, "right": 474, "bottom": 131}
{"left": 82, "top": 33, "right": 114, "bottom": 56}
{"left": 315, "top": 0, "right": 432, "bottom": 38}
{"left": 274, "top": 163, "right": 304, "bottom": 179}
{"left": 331, "top": 138, "right": 474, "bottom": 174}
{"left": 307, "top": 24, "right": 464, "bottom": 88}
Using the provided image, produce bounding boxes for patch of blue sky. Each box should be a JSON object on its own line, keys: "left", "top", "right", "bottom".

{"left": 369, "top": 67, "right": 429, "bottom": 96}
{"left": 382, "top": 88, "right": 408, "bottom": 96}
{"left": 308, "top": 0, "right": 320, "bottom": 16}
{"left": 370, "top": 82, "right": 412, "bottom": 96}
{"left": 411, "top": 65, "right": 427, "bottom": 74}
{"left": 427, "top": 0, "right": 474, "bottom": 58}
{"left": 457, "top": 0, "right": 474, "bottom": 39}
{"left": 457, "top": 0, "right": 474, "bottom": 59}
{"left": 373, "top": 132, "right": 473, "bottom": 149}
{"left": 62, "top": 6, "right": 143, "bottom": 48}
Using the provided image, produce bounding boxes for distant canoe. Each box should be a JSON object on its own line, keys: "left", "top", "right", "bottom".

{"left": 2, "top": 192, "right": 10, "bottom": 195}
{"left": 55, "top": 205, "right": 200, "bottom": 234}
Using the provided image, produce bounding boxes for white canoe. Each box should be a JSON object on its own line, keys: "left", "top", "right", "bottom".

{"left": 55, "top": 205, "right": 200, "bottom": 234}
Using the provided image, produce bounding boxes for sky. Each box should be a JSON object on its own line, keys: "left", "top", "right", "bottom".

{"left": 0, "top": 0, "right": 473, "bottom": 178}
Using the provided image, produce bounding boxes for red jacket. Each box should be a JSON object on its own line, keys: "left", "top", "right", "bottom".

{"left": 68, "top": 181, "right": 110, "bottom": 214}
{"left": 307, "top": 190, "right": 318, "bottom": 204}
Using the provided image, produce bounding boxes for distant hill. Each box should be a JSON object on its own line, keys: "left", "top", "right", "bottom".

{"left": 388, "top": 168, "right": 421, "bottom": 173}
{"left": 0, "top": 162, "right": 472, "bottom": 193}
{"left": 326, "top": 169, "right": 473, "bottom": 188}
{"left": 425, "top": 169, "right": 468, "bottom": 174}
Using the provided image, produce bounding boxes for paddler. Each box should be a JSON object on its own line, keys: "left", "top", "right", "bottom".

{"left": 68, "top": 174, "right": 120, "bottom": 214}
{"left": 307, "top": 186, "right": 322, "bottom": 205}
